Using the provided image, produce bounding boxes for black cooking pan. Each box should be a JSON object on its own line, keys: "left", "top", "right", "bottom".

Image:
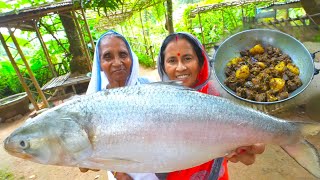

{"left": 213, "top": 29, "right": 319, "bottom": 104}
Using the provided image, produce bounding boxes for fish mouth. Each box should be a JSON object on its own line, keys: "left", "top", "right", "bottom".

{"left": 4, "top": 146, "right": 32, "bottom": 160}
{"left": 3, "top": 137, "right": 32, "bottom": 159}
{"left": 6, "top": 150, "right": 33, "bottom": 160}
{"left": 3, "top": 137, "right": 12, "bottom": 152}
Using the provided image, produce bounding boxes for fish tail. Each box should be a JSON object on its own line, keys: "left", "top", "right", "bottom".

{"left": 297, "top": 121, "right": 320, "bottom": 137}
{"left": 281, "top": 121, "right": 320, "bottom": 178}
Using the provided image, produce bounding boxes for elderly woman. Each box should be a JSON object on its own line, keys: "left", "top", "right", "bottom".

{"left": 157, "top": 32, "right": 265, "bottom": 180}
{"left": 87, "top": 30, "right": 149, "bottom": 94}
{"left": 85, "top": 30, "right": 157, "bottom": 180}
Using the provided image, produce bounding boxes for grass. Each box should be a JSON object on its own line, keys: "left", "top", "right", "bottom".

{"left": 0, "top": 169, "right": 14, "bottom": 180}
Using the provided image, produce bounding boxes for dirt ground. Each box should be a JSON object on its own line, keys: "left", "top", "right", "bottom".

{"left": 1, "top": 42, "right": 320, "bottom": 180}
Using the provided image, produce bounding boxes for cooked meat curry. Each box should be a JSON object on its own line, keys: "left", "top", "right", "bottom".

{"left": 224, "top": 44, "right": 302, "bottom": 102}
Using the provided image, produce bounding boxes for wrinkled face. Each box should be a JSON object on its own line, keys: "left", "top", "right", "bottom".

{"left": 99, "top": 36, "right": 132, "bottom": 83}
{"left": 164, "top": 38, "right": 201, "bottom": 88}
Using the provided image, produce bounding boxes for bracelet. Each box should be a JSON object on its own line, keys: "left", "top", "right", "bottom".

{"left": 113, "top": 171, "right": 117, "bottom": 177}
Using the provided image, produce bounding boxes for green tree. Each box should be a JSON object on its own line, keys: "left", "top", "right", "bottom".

{"left": 59, "top": 11, "right": 90, "bottom": 75}
{"left": 301, "top": 0, "right": 320, "bottom": 24}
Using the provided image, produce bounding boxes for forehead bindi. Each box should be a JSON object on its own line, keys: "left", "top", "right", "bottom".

{"left": 165, "top": 39, "right": 194, "bottom": 56}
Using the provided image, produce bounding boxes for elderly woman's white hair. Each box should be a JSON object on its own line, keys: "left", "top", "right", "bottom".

{"left": 86, "top": 30, "right": 148, "bottom": 94}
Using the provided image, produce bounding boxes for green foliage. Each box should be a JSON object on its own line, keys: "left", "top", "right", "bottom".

{"left": 149, "top": 3, "right": 166, "bottom": 21}
{"left": 29, "top": 50, "right": 53, "bottom": 86}
{"left": 0, "top": 0, "right": 314, "bottom": 98}
{"left": 114, "top": 2, "right": 167, "bottom": 68}
{"left": 0, "top": 61, "right": 24, "bottom": 98}
{"left": 178, "top": 0, "right": 201, "bottom": 4}
{"left": 1, "top": 34, "right": 30, "bottom": 47}
{"left": 0, "top": 169, "right": 14, "bottom": 180}
{"left": 0, "top": 1, "right": 13, "bottom": 13}
{"left": 314, "top": 33, "right": 320, "bottom": 42}
{"left": 136, "top": 52, "right": 155, "bottom": 68}
{"left": 176, "top": 1, "right": 286, "bottom": 47}
{"left": 0, "top": 0, "right": 48, "bottom": 13}
{"left": 76, "top": 0, "right": 122, "bottom": 16}
{"left": 175, "top": 5, "right": 195, "bottom": 32}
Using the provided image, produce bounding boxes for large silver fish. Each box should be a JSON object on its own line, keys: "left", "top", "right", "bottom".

{"left": 3, "top": 83, "right": 320, "bottom": 177}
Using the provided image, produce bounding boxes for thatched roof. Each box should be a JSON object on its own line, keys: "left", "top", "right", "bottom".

{"left": 90, "top": 0, "right": 165, "bottom": 28}
{"left": 258, "top": 0, "right": 301, "bottom": 10}
{"left": 0, "top": 1, "right": 79, "bottom": 31}
{"left": 189, "top": 0, "right": 301, "bottom": 18}
{"left": 0, "top": 0, "right": 165, "bottom": 31}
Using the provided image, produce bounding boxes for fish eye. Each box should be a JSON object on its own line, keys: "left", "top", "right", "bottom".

{"left": 19, "top": 140, "right": 29, "bottom": 149}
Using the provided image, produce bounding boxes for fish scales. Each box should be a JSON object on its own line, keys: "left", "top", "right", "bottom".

{"left": 67, "top": 84, "right": 292, "bottom": 150}
{"left": 3, "top": 83, "right": 320, "bottom": 177}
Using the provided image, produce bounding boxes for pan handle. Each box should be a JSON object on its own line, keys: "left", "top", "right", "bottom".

{"left": 311, "top": 50, "right": 320, "bottom": 75}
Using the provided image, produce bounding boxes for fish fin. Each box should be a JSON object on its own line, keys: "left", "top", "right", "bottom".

{"left": 59, "top": 118, "right": 92, "bottom": 161}
{"left": 281, "top": 139, "right": 320, "bottom": 178}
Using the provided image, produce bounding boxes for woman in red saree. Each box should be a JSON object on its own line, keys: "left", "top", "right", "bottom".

{"left": 157, "top": 32, "right": 265, "bottom": 180}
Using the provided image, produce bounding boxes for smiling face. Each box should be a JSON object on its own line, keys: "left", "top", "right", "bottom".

{"left": 99, "top": 36, "right": 132, "bottom": 88}
{"left": 163, "top": 38, "right": 201, "bottom": 88}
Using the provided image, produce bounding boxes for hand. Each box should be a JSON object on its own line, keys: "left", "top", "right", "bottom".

{"left": 225, "top": 143, "right": 265, "bottom": 165}
{"left": 79, "top": 167, "right": 100, "bottom": 173}
{"left": 112, "top": 172, "right": 133, "bottom": 180}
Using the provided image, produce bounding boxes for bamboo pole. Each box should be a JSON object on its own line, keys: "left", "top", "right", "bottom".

{"left": 8, "top": 28, "right": 49, "bottom": 108}
{"left": 139, "top": 11, "right": 149, "bottom": 55}
{"left": 197, "top": 8, "right": 205, "bottom": 48}
{"left": 71, "top": 10, "right": 92, "bottom": 70}
{"left": 0, "top": 32, "right": 40, "bottom": 110}
{"left": 34, "top": 20, "right": 58, "bottom": 77}
{"left": 40, "top": 21, "right": 69, "bottom": 53}
{"left": 80, "top": 8, "right": 95, "bottom": 53}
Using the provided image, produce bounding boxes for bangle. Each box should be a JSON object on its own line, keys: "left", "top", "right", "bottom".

{"left": 113, "top": 171, "right": 117, "bottom": 177}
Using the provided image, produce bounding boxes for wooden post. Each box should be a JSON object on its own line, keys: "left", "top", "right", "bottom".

{"left": 0, "top": 32, "right": 40, "bottom": 110}
{"left": 241, "top": 5, "right": 244, "bottom": 21}
{"left": 80, "top": 8, "right": 95, "bottom": 53}
{"left": 139, "top": 11, "right": 149, "bottom": 55}
{"left": 8, "top": 28, "right": 49, "bottom": 108}
{"left": 197, "top": 8, "right": 205, "bottom": 48}
{"left": 149, "top": 45, "right": 155, "bottom": 67}
{"left": 166, "top": 0, "right": 174, "bottom": 34}
{"left": 71, "top": 10, "right": 92, "bottom": 70}
{"left": 34, "top": 20, "right": 58, "bottom": 77}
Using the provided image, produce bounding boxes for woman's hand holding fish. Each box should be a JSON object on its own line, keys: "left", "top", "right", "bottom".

{"left": 226, "top": 143, "right": 265, "bottom": 165}
{"left": 79, "top": 167, "right": 100, "bottom": 173}
{"left": 112, "top": 172, "right": 133, "bottom": 180}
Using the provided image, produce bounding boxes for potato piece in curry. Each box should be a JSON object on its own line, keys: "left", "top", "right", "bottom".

{"left": 224, "top": 44, "right": 302, "bottom": 102}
